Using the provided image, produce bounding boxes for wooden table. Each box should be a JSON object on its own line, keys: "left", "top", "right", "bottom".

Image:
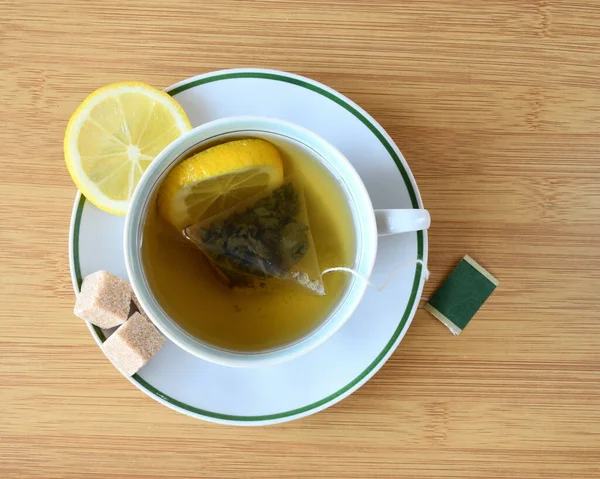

{"left": 1, "top": 1, "right": 599, "bottom": 477}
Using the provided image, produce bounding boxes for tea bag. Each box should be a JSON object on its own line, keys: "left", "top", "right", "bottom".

{"left": 184, "top": 176, "right": 326, "bottom": 295}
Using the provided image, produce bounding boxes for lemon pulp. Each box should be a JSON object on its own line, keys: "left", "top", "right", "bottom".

{"left": 158, "top": 139, "right": 284, "bottom": 229}
{"left": 64, "top": 82, "right": 192, "bottom": 215}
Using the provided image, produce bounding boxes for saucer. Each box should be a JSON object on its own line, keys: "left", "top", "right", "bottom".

{"left": 69, "top": 68, "right": 428, "bottom": 425}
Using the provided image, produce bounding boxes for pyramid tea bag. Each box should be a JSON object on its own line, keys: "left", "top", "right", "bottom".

{"left": 184, "top": 176, "right": 326, "bottom": 295}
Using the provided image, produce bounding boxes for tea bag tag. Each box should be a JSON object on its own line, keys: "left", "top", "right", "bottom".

{"left": 424, "top": 255, "right": 498, "bottom": 335}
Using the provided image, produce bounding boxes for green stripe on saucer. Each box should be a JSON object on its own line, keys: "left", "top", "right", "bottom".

{"left": 426, "top": 255, "right": 498, "bottom": 335}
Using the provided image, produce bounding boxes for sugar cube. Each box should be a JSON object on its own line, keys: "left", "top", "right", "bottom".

{"left": 74, "top": 271, "right": 132, "bottom": 328}
{"left": 101, "top": 312, "right": 165, "bottom": 376}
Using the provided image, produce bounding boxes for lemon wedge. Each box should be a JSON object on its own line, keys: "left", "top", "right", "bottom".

{"left": 158, "top": 139, "right": 284, "bottom": 229}
{"left": 64, "top": 82, "right": 192, "bottom": 215}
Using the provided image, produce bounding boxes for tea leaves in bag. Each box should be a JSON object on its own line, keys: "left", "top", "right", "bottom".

{"left": 184, "top": 176, "right": 325, "bottom": 295}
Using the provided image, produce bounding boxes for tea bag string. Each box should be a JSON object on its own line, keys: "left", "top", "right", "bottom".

{"left": 321, "top": 259, "right": 430, "bottom": 293}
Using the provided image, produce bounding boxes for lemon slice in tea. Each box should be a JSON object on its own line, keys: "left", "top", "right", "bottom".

{"left": 158, "top": 139, "right": 284, "bottom": 229}
{"left": 64, "top": 82, "right": 192, "bottom": 215}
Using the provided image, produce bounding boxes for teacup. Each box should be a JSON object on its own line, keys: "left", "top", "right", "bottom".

{"left": 125, "top": 116, "right": 430, "bottom": 367}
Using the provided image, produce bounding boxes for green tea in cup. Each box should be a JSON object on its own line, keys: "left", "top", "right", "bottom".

{"left": 141, "top": 135, "right": 356, "bottom": 352}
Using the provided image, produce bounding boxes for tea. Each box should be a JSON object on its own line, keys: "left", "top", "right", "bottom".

{"left": 186, "top": 176, "right": 326, "bottom": 295}
{"left": 141, "top": 136, "right": 356, "bottom": 352}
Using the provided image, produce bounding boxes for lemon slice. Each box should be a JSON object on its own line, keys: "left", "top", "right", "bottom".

{"left": 64, "top": 82, "right": 192, "bottom": 215}
{"left": 158, "top": 139, "right": 284, "bottom": 229}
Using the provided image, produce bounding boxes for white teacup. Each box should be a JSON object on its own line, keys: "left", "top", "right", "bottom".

{"left": 125, "top": 116, "right": 430, "bottom": 367}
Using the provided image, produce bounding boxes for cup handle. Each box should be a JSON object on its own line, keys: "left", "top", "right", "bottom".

{"left": 375, "top": 209, "right": 431, "bottom": 236}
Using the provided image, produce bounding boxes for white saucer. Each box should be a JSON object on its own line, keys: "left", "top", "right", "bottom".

{"left": 69, "top": 68, "right": 428, "bottom": 426}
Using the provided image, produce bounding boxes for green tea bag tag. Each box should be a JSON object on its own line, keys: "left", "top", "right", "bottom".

{"left": 424, "top": 255, "right": 498, "bottom": 335}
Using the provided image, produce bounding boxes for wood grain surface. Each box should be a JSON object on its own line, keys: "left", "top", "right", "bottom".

{"left": 1, "top": 0, "right": 599, "bottom": 477}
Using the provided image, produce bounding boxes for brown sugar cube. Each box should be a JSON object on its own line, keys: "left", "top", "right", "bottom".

{"left": 74, "top": 271, "right": 133, "bottom": 328}
{"left": 101, "top": 312, "right": 165, "bottom": 376}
